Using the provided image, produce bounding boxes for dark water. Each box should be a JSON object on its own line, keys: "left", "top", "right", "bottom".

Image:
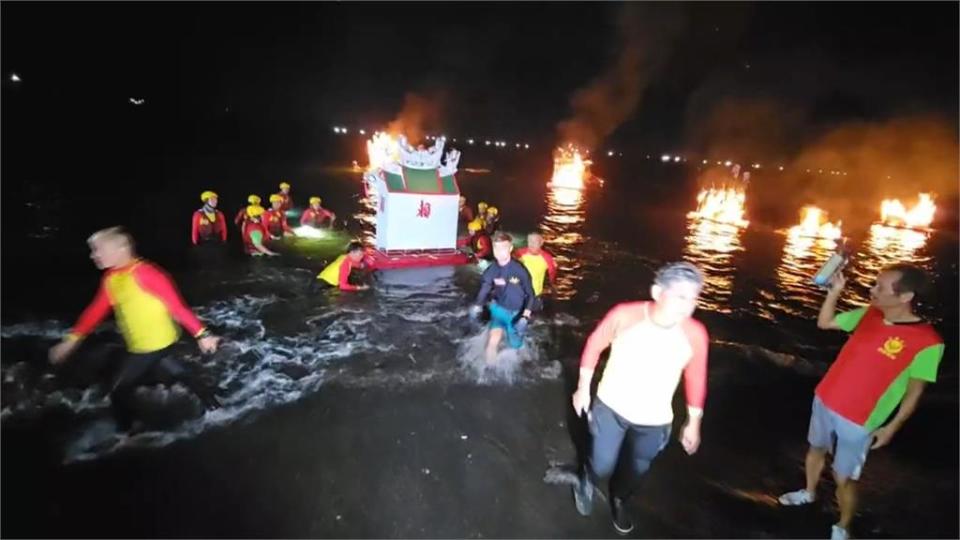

{"left": 2, "top": 142, "right": 957, "bottom": 536}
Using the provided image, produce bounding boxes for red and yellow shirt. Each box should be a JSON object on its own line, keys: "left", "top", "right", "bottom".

{"left": 317, "top": 254, "right": 376, "bottom": 291}
{"left": 515, "top": 247, "right": 557, "bottom": 296}
{"left": 242, "top": 220, "right": 269, "bottom": 255}
{"left": 69, "top": 260, "right": 206, "bottom": 353}
{"left": 816, "top": 306, "right": 944, "bottom": 430}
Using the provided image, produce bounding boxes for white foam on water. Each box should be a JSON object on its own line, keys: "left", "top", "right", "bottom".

{"left": 1, "top": 320, "right": 69, "bottom": 339}
{"left": 4, "top": 277, "right": 579, "bottom": 463}
{"left": 454, "top": 327, "right": 553, "bottom": 385}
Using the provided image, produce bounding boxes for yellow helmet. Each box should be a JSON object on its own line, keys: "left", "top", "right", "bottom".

{"left": 477, "top": 201, "right": 488, "bottom": 213}
{"left": 467, "top": 219, "right": 483, "bottom": 232}
{"left": 269, "top": 194, "right": 284, "bottom": 203}
{"left": 279, "top": 182, "right": 291, "bottom": 190}
{"left": 487, "top": 206, "right": 499, "bottom": 216}
{"left": 309, "top": 196, "right": 322, "bottom": 205}
{"left": 200, "top": 190, "right": 218, "bottom": 202}
{"left": 247, "top": 194, "right": 262, "bottom": 205}
{"left": 246, "top": 205, "right": 265, "bottom": 218}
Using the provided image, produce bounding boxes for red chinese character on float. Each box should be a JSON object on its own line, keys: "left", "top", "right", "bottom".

{"left": 416, "top": 199, "right": 432, "bottom": 218}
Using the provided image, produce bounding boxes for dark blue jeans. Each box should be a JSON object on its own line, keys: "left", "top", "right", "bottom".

{"left": 583, "top": 398, "right": 672, "bottom": 501}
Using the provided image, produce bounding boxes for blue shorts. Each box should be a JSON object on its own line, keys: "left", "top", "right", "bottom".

{"left": 488, "top": 302, "right": 523, "bottom": 349}
{"left": 807, "top": 396, "right": 873, "bottom": 481}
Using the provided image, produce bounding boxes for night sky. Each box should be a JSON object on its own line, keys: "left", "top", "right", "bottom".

{"left": 2, "top": 2, "right": 958, "bottom": 157}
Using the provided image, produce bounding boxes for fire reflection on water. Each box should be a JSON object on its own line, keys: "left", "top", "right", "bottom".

{"left": 540, "top": 186, "right": 586, "bottom": 300}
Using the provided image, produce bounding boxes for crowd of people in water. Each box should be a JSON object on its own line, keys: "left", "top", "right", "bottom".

{"left": 44, "top": 177, "right": 945, "bottom": 540}
{"left": 191, "top": 181, "right": 337, "bottom": 256}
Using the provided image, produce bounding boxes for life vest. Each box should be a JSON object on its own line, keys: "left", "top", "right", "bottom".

{"left": 301, "top": 207, "right": 333, "bottom": 228}
{"left": 318, "top": 255, "right": 348, "bottom": 287}
{"left": 243, "top": 221, "right": 269, "bottom": 254}
{"left": 193, "top": 209, "right": 226, "bottom": 243}
{"left": 471, "top": 233, "right": 492, "bottom": 259}
{"left": 264, "top": 209, "right": 288, "bottom": 236}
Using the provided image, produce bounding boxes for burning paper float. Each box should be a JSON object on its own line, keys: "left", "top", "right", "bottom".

{"left": 549, "top": 145, "right": 591, "bottom": 190}
{"left": 788, "top": 206, "right": 842, "bottom": 240}
{"left": 878, "top": 193, "right": 936, "bottom": 231}
{"left": 688, "top": 187, "right": 749, "bottom": 228}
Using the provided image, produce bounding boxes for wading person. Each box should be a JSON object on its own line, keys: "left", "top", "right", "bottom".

{"left": 277, "top": 181, "right": 294, "bottom": 212}
{"left": 235, "top": 194, "right": 262, "bottom": 228}
{"left": 469, "top": 232, "right": 536, "bottom": 363}
{"left": 191, "top": 191, "right": 227, "bottom": 245}
{"left": 777, "top": 264, "right": 944, "bottom": 540}
{"left": 300, "top": 196, "right": 336, "bottom": 228}
{"left": 242, "top": 205, "right": 278, "bottom": 256}
{"left": 314, "top": 241, "right": 375, "bottom": 292}
{"left": 265, "top": 194, "right": 295, "bottom": 239}
{"left": 515, "top": 232, "right": 557, "bottom": 313}
{"left": 467, "top": 219, "right": 493, "bottom": 261}
{"left": 48, "top": 227, "right": 223, "bottom": 430}
{"left": 571, "top": 262, "right": 709, "bottom": 535}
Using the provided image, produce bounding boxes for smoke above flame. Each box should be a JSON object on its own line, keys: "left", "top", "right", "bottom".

{"left": 556, "top": 4, "right": 686, "bottom": 150}
{"left": 385, "top": 92, "right": 447, "bottom": 146}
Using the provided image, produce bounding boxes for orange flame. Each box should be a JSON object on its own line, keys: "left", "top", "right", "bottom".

{"left": 879, "top": 193, "right": 936, "bottom": 229}
{"left": 366, "top": 131, "right": 400, "bottom": 172}
{"left": 550, "top": 145, "right": 591, "bottom": 190}
{"left": 788, "top": 206, "right": 842, "bottom": 240}
{"left": 687, "top": 187, "right": 749, "bottom": 227}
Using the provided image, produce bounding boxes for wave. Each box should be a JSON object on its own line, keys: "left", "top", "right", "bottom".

{"left": 1, "top": 288, "right": 577, "bottom": 463}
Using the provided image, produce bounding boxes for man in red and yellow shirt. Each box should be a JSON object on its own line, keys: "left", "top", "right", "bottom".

{"left": 467, "top": 219, "right": 492, "bottom": 260}
{"left": 191, "top": 190, "right": 227, "bottom": 245}
{"left": 315, "top": 241, "right": 376, "bottom": 292}
{"left": 242, "top": 205, "right": 278, "bottom": 257}
{"left": 571, "top": 262, "right": 709, "bottom": 535}
{"left": 300, "top": 196, "right": 336, "bottom": 228}
{"left": 515, "top": 232, "right": 557, "bottom": 312}
{"left": 234, "top": 194, "right": 262, "bottom": 228}
{"left": 278, "top": 181, "right": 294, "bottom": 212}
{"left": 778, "top": 264, "right": 944, "bottom": 540}
{"left": 265, "top": 194, "right": 295, "bottom": 239}
{"left": 48, "top": 227, "right": 223, "bottom": 429}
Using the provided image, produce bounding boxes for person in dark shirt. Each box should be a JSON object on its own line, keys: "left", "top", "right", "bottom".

{"left": 470, "top": 232, "right": 536, "bottom": 363}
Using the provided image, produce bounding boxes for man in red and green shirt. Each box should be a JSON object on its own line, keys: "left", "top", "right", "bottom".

{"left": 779, "top": 264, "right": 944, "bottom": 540}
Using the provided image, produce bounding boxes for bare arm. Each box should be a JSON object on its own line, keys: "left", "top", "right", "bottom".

{"left": 817, "top": 273, "right": 845, "bottom": 329}
{"left": 871, "top": 379, "right": 927, "bottom": 449}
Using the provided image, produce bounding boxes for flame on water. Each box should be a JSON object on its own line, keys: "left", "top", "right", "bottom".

{"left": 687, "top": 187, "right": 749, "bottom": 227}
{"left": 788, "top": 206, "right": 842, "bottom": 240}
{"left": 366, "top": 131, "right": 400, "bottom": 172}
{"left": 550, "top": 145, "right": 590, "bottom": 190}
{"left": 879, "top": 193, "right": 936, "bottom": 229}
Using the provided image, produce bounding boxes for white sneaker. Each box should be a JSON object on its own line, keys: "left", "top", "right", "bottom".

{"left": 830, "top": 524, "right": 849, "bottom": 540}
{"left": 778, "top": 488, "right": 815, "bottom": 506}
